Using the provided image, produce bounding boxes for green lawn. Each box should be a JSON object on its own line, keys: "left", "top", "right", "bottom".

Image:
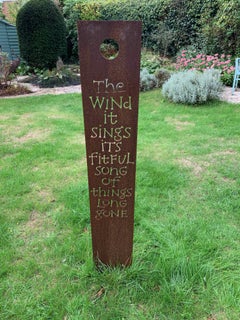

{"left": 0, "top": 92, "right": 239, "bottom": 320}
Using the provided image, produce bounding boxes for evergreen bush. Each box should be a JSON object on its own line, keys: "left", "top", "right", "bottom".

{"left": 16, "top": 0, "right": 67, "bottom": 69}
{"left": 162, "top": 69, "right": 222, "bottom": 105}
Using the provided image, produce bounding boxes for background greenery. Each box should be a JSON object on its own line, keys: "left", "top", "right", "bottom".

{"left": 62, "top": 0, "right": 240, "bottom": 60}
{"left": 1, "top": 0, "right": 239, "bottom": 62}
{"left": 0, "top": 92, "right": 239, "bottom": 319}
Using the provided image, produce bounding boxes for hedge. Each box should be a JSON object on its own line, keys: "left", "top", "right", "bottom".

{"left": 63, "top": 0, "right": 240, "bottom": 60}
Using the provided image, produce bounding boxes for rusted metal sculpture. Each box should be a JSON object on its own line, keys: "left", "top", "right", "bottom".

{"left": 78, "top": 21, "right": 141, "bottom": 267}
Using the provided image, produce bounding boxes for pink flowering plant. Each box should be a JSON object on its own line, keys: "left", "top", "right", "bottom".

{"left": 176, "top": 51, "right": 235, "bottom": 86}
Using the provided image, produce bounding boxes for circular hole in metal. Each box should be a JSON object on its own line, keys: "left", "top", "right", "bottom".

{"left": 100, "top": 39, "right": 119, "bottom": 60}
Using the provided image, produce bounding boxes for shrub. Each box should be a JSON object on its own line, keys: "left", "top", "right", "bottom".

{"left": 63, "top": 0, "right": 101, "bottom": 60}
{"left": 63, "top": 0, "right": 168, "bottom": 58}
{"left": 162, "top": 69, "right": 222, "bottom": 105}
{"left": 0, "top": 84, "right": 31, "bottom": 96}
{"left": 62, "top": 0, "right": 240, "bottom": 61}
{"left": 37, "top": 67, "right": 80, "bottom": 88}
{"left": 176, "top": 51, "right": 235, "bottom": 87}
{"left": 221, "top": 72, "right": 234, "bottom": 87}
{"left": 155, "top": 68, "right": 171, "bottom": 88}
{"left": 16, "top": 0, "right": 67, "bottom": 69}
{"left": 101, "top": 0, "right": 168, "bottom": 50}
{"left": 141, "top": 50, "right": 162, "bottom": 74}
{"left": 176, "top": 51, "right": 234, "bottom": 73}
{"left": 0, "top": 52, "right": 11, "bottom": 86}
{"left": 16, "top": 61, "right": 32, "bottom": 76}
{"left": 150, "top": 22, "right": 176, "bottom": 57}
{"left": 100, "top": 0, "right": 201, "bottom": 55}
{"left": 140, "top": 68, "right": 157, "bottom": 92}
{"left": 200, "top": 0, "right": 240, "bottom": 56}
{"left": 162, "top": 0, "right": 205, "bottom": 56}
{"left": 0, "top": 52, "right": 15, "bottom": 86}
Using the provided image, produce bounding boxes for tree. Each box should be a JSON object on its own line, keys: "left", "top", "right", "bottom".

{"left": 0, "top": 2, "right": 5, "bottom": 19}
{"left": 16, "top": 0, "right": 67, "bottom": 69}
{"left": 5, "top": 0, "right": 29, "bottom": 24}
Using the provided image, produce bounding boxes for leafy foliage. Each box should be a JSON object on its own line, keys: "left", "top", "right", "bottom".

{"left": 16, "top": 0, "right": 67, "bottom": 69}
{"left": 154, "top": 68, "right": 171, "bottom": 88}
{"left": 0, "top": 52, "right": 12, "bottom": 86}
{"left": 162, "top": 69, "right": 222, "bottom": 105}
{"left": 140, "top": 68, "right": 157, "bottom": 92}
{"left": 63, "top": 0, "right": 168, "bottom": 58}
{"left": 62, "top": 0, "right": 240, "bottom": 60}
{"left": 37, "top": 67, "right": 80, "bottom": 88}
{"left": 161, "top": 0, "right": 204, "bottom": 56}
{"left": 221, "top": 71, "right": 234, "bottom": 87}
{"left": 141, "top": 50, "right": 163, "bottom": 74}
{"left": 63, "top": 0, "right": 101, "bottom": 59}
{"left": 101, "top": 0, "right": 168, "bottom": 50}
{"left": 3, "top": 0, "right": 28, "bottom": 24}
{"left": 0, "top": 3, "right": 5, "bottom": 19}
{"left": 0, "top": 52, "right": 19, "bottom": 87}
{"left": 201, "top": 0, "right": 240, "bottom": 56}
{"left": 0, "top": 51, "right": 31, "bottom": 96}
{"left": 176, "top": 50, "right": 235, "bottom": 86}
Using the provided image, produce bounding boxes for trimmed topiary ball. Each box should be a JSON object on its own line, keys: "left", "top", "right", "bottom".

{"left": 16, "top": 0, "right": 67, "bottom": 69}
{"left": 162, "top": 69, "right": 223, "bottom": 105}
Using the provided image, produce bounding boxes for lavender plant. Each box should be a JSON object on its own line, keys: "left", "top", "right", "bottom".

{"left": 140, "top": 68, "right": 157, "bottom": 92}
{"left": 162, "top": 69, "right": 222, "bottom": 105}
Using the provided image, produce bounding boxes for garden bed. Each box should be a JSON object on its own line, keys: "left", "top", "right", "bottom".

{"left": 0, "top": 83, "right": 32, "bottom": 97}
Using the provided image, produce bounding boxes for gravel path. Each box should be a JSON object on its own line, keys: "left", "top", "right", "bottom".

{"left": 26, "top": 84, "right": 240, "bottom": 104}
{"left": 2, "top": 81, "right": 240, "bottom": 104}
{"left": 220, "top": 86, "right": 240, "bottom": 104}
{"left": 23, "top": 83, "right": 82, "bottom": 96}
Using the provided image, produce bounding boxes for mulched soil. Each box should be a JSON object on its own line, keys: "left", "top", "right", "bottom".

{"left": 0, "top": 84, "right": 32, "bottom": 97}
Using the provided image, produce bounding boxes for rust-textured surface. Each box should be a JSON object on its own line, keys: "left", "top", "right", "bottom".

{"left": 78, "top": 21, "right": 142, "bottom": 267}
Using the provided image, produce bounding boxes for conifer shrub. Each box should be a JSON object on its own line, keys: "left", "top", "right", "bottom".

{"left": 162, "top": 69, "right": 222, "bottom": 105}
{"left": 16, "top": 0, "right": 67, "bottom": 69}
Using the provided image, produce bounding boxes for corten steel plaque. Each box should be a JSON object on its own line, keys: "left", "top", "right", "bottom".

{"left": 78, "top": 21, "right": 141, "bottom": 267}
